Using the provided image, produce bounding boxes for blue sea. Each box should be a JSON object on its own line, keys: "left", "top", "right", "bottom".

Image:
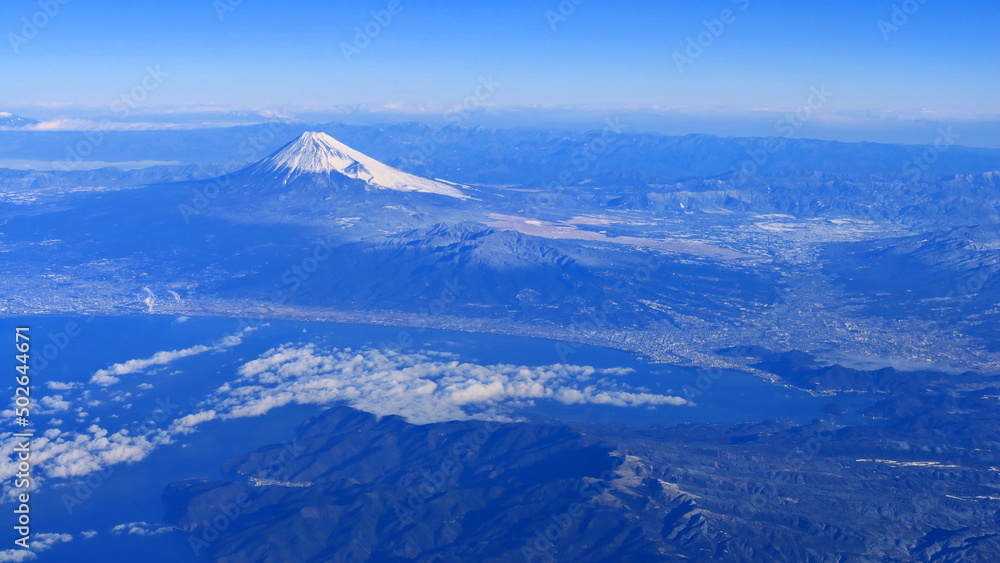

{"left": 0, "top": 316, "right": 877, "bottom": 561}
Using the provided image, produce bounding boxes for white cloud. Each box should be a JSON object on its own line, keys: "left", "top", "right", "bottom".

{"left": 0, "top": 533, "right": 73, "bottom": 561}
{"left": 31, "top": 534, "right": 72, "bottom": 551}
{"left": 0, "top": 551, "right": 34, "bottom": 563}
{"left": 90, "top": 373, "right": 121, "bottom": 386}
{"left": 0, "top": 424, "right": 172, "bottom": 484}
{"left": 170, "top": 410, "right": 217, "bottom": 435}
{"left": 45, "top": 382, "right": 81, "bottom": 391}
{"left": 89, "top": 327, "right": 256, "bottom": 386}
{"left": 110, "top": 522, "right": 174, "bottom": 536}
{"left": 0, "top": 339, "right": 684, "bottom": 498}
{"left": 212, "top": 345, "right": 686, "bottom": 425}
{"left": 39, "top": 395, "right": 71, "bottom": 413}
{"left": 90, "top": 345, "right": 212, "bottom": 385}
{"left": 12, "top": 119, "right": 229, "bottom": 132}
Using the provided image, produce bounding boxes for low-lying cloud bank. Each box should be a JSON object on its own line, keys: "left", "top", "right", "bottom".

{"left": 89, "top": 327, "right": 255, "bottom": 386}
{"left": 0, "top": 533, "right": 73, "bottom": 562}
{"left": 2, "top": 342, "right": 686, "bottom": 497}
{"left": 199, "top": 345, "right": 687, "bottom": 425}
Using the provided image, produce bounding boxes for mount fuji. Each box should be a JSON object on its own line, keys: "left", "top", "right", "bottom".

{"left": 236, "top": 131, "right": 469, "bottom": 199}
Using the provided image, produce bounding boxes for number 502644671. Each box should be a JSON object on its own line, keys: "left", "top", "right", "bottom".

{"left": 15, "top": 327, "right": 30, "bottom": 419}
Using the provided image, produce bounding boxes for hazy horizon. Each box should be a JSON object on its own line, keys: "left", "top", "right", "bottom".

{"left": 3, "top": 0, "right": 998, "bottom": 147}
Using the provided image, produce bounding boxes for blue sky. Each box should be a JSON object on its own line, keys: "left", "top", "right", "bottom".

{"left": 1, "top": 0, "right": 998, "bottom": 144}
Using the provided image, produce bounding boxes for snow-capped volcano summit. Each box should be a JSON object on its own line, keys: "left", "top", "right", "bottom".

{"left": 246, "top": 131, "right": 468, "bottom": 199}
{"left": 0, "top": 112, "right": 38, "bottom": 128}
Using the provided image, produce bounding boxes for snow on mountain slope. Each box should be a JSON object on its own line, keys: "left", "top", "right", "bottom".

{"left": 247, "top": 131, "right": 468, "bottom": 199}
{"left": 0, "top": 112, "right": 38, "bottom": 128}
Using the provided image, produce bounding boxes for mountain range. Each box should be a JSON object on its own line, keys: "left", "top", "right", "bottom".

{"left": 2, "top": 123, "right": 999, "bottom": 180}
{"left": 166, "top": 397, "right": 1000, "bottom": 562}
{"left": 3, "top": 125, "right": 1000, "bottom": 562}
{"left": 0, "top": 111, "right": 37, "bottom": 128}
{"left": 1, "top": 127, "right": 997, "bottom": 376}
